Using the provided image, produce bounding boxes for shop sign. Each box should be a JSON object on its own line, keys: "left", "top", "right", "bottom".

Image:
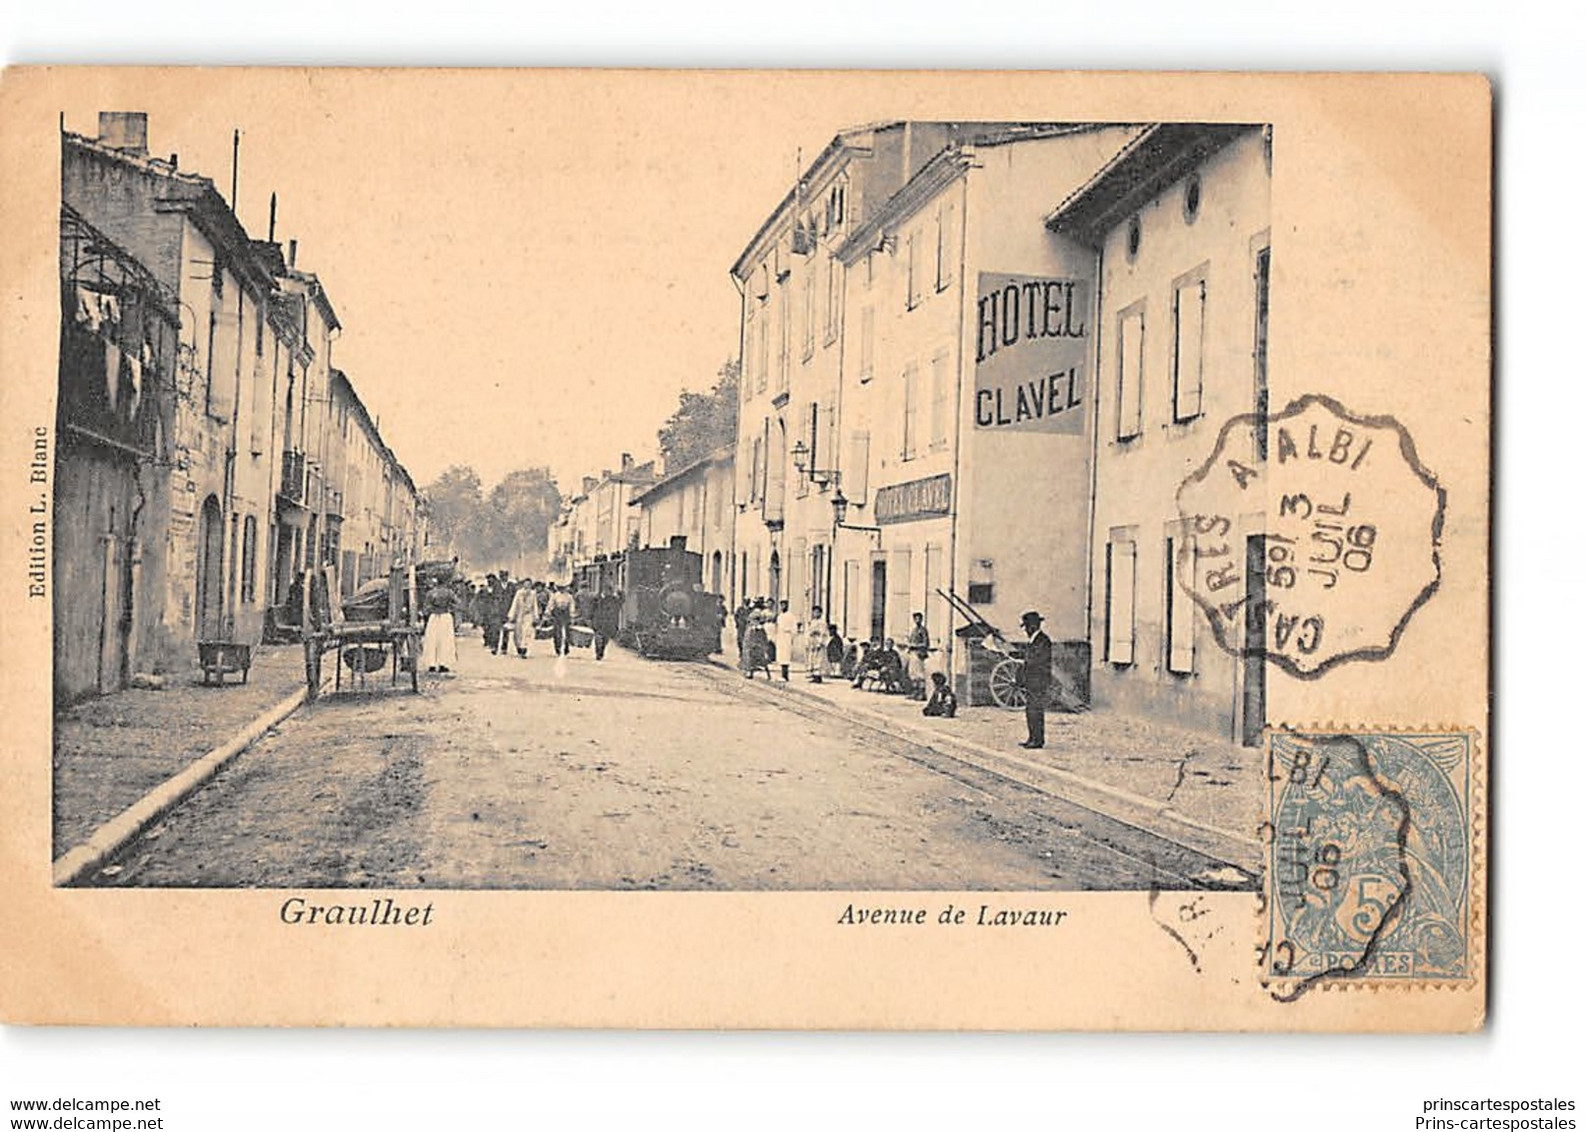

{"left": 973, "top": 272, "right": 1089, "bottom": 435}
{"left": 874, "top": 473, "right": 952, "bottom": 525}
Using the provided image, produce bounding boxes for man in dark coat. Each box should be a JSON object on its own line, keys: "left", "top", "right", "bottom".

{"left": 1019, "top": 610, "right": 1053, "bottom": 749}
{"left": 592, "top": 588, "right": 622, "bottom": 661}
{"left": 481, "top": 573, "right": 507, "bottom": 653}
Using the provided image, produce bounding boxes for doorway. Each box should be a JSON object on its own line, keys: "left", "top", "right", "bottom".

{"left": 197, "top": 495, "right": 225, "bottom": 641}
{"left": 869, "top": 558, "right": 887, "bottom": 643}
{"left": 768, "top": 550, "right": 781, "bottom": 607}
{"left": 1241, "top": 533, "right": 1267, "bottom": 746}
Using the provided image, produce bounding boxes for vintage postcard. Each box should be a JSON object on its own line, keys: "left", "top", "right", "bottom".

{"left": 0, "top": 68, "right": 1489, "bottom": 1029}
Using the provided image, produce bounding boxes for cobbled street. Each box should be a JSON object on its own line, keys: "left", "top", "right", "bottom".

{"left": 91, "top": 635, "right": 1245, "bottom": 891}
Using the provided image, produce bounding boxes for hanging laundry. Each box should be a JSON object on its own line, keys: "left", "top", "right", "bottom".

{"left": 104, "top": 337, "right": 121, "bottom": 409}
{"left": 126, "top": 349, "right": 143, "bottom": 420}
{"left": 75, "top": 286, "right": 100, "bottom": 332}
{"left": 101, "top": 292, "right": 120, "bottom": 326}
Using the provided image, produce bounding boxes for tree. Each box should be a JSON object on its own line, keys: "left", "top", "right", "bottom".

{"left": 657, "top": 358, "right": 739, "bottom": 471}
{"left": 420, "top": 464, "right": 562, "bottom": 573}
{"left": 479, "top": 467, "right": 563, "bottom": 572}
{"left": 422, "top": 465, "right": 484, "bottom": 554}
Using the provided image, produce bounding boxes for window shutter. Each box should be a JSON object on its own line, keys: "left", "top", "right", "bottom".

{"left": 848, "top": 431, "right": 869, "bottom": 505}
{"left": 1168, "top": 535, "right": 1197, "bottom": 674}
{"left": 1108, "top": 539, "right": 1137, "bottom": 665}
{"left": 859, "top": 306, "right": 875, "bottom": 382}
{"left": 1173, "top": 279, "right": 1205, "bottom": 421}
{"left": 1118, "top": 310, "right": 1144, "bottom": 440}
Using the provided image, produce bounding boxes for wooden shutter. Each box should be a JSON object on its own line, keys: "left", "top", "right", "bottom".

{"left": 1168, "top": 535, "right": 1196, "bottom": 674}
{"left": 848, "top": 430, "right": 869, "bottom": 505}
{"left": 1173, "top": 279, "right": 1205, "bottom": 421}
{"left": 1118, "top": 310, "right": 1144, "bottom": 440}
{"left": 1107, "top": 539, "right": 1136, "bottom": 665}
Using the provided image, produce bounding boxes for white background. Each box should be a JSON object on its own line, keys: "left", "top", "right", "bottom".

{"left": 2, "top": 4, "right": 1572, "bottom": 1128}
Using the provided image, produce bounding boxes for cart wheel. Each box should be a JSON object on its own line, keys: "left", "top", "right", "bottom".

{"left": 989, "top": 658, "right": 1027, "bottom": 710}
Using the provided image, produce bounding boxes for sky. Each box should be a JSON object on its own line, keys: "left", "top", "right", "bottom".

{"left": 59, "top": 72, "right": 857, "bottom": 496}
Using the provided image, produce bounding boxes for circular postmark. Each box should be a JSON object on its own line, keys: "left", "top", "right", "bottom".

{"left": 1174, "top": 394, "right": 1445, "bottom": 679}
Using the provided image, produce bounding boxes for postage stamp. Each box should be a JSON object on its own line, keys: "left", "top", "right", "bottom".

{"left": 1261, "top": 730, "right": 1479, "bottom": 995}
{"left": 1175, "top": 395, "right": 1446, "bottom": 678}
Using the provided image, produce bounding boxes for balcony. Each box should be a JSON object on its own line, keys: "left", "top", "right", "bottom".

{"left": 279, "top": 448, "right": 306, "bottom": 504}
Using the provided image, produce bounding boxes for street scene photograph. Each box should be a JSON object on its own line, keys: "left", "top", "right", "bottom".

{"left": 48, "top": 80, "right": 1276, "bottom": 893}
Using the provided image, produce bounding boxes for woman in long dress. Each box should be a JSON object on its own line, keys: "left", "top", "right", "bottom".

{"left": 506, "top": 580, "right": 537, "bottom": 659}
{"left": 420, "top": 581, "right": 459, "bottom": 673}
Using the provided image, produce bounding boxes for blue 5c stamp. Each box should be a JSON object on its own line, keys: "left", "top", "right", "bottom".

{"left": 1262, "top": 730, "right": 1477, "bottom": 997}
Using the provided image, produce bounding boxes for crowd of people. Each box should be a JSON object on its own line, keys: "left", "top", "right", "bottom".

{"left": 414, "top": 560, "right": 1052, "bottom": 749}
{"left": 417, "top": 567, "right": 626, "bottom": 672}
{"left": 727, "top": 598, "right": 1055, "bottom": 746}
{"left": 729, "top": 599, "right": 958, "bottom": 719}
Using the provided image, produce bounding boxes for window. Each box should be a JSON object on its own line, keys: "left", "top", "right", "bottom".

{"left": 929, "top": 350, "right": 951, "bottom": 450}
{"left": 935, "top": 201, "right": 957, "bottom": 291}
{"left": 1117, "top": 305, "right": 1145, "bottom": 441}
{"left": 824, "top": 256, "right": 842, "bottom": 344}
{"left": 205, "top": 311, "right": 218, "bottom": 415}
{"left": 756, "top": 316, "right": 769, "bottom": 393}
{"left": 1172, "top": 275, "right": 1205, "bottom": 422}
{"left": 744, "top": 307, "right": 756, "bottom": 395}
{"left": 859, "top": 306, "right": 875, "bottom": 383}
{"left": 776, "top": 286, "right": 790, "bottom": 392}
{"left": 750, "top": 435, "right": 764, "bottom": 502}
{"left": 241, "top": 515, "right": 258, "bottom": 604}
{"left": 846, "top": 431, "right": 869, "bottom": 505}
{"left": 905, "top": 232, "right": 918, "bottom": 310}
{"left": 1105, "top": 535, "right": 1137, "bottom": 666}
{"left": 902, "top": 362, "right": 920, "bottom": 460}
{"left": 253, "top": 298, "right": 264, "bottom": 356}
{"left": 968, "top": 558, "right": 993, "bottom": 605}
{"left": 1166, "top": 534, "right": 1196, "bottom": 674}
{"left": 802, "top": 269, "right": 816, "bottom": 361}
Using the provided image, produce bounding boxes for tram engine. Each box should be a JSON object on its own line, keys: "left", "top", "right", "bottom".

{"left": 608, "top": 544, "right": 722, "bottom": 659}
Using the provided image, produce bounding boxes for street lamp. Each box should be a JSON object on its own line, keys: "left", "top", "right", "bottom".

{"left": 790, "top": 438, "right": 834, "bottom": 489}
{"left": 831, "top": 487, "right": 880, "bottom": 535}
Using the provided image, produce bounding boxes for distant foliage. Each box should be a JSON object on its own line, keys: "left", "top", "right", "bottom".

{"left": 422, "top": 464, "right": 562, "bottom": 573}
{"left": 657, "top": 358, "right": 740, "bottom": 471}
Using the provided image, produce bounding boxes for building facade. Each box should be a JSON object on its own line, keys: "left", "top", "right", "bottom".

{"left": 1048, "top": 124, "right": 1272, "bottom": 742}
{"left": 56, "top": 113, "right": 425, "bottom": 702}
{"left": 629, "top": 446, "right": 736, "bottom": 595}
{"left": 550, "top": 454, "right": 658, "bottom": 582}
{"left": 832, "top": 124, "right": 1138, "bottom": 696}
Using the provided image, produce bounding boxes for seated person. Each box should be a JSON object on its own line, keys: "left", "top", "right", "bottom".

{"left": 871, "top": 638, "right": 906, "bottom": 693}
{"left": 922, "top": 671, "right": 958, "bottom": 718}
{"left": 849, "top": 640, "right": 876, "bottom": 688}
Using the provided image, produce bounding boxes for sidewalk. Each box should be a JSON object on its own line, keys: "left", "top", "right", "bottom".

{"left": 721, "top": 646, "right": 1263, "bottom": 874}
{"left": 52, "top": 644, "right": 308, "bottom": 859}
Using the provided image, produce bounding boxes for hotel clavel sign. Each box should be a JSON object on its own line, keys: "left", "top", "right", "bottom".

{"left": 973, "top": 272, "right": 1089, "bottom": 435}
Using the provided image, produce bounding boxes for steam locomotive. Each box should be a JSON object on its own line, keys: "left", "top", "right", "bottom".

{"left": 573, "top": 540, "right": 723, "bottom": 660}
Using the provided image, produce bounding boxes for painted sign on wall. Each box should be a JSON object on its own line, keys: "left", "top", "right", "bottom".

{"left": 874, "top": 473, "right": 952, "bottom": 525}
{"left": 973, "top": 272, "right": 1089, "bottom": 435}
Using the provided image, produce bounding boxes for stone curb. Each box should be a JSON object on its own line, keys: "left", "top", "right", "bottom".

{"left": 711, "top": 657, "right": 1260, "bottom": 873}
{"left": 51, "top": 680, "right": 315, "bottom": 887}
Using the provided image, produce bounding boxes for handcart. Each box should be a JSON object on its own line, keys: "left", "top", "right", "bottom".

{"left": 301, "top": 562, "right": 422, "bottom": 702}
{"left": 936, "top": 588, "right": 1088, "bottom": 712}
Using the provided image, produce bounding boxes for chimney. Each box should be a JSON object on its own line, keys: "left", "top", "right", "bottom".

{"left": 621, "top": 453, "right": 634, "bottom": 470}
{"left": 582, "top": 476, "right": 598, "bottom": 494}
{"left": 97, "top": 112, "right": 148, "bottom": 156}
{"left": 288, "top": 239, "right": 298, "bottom": 268}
